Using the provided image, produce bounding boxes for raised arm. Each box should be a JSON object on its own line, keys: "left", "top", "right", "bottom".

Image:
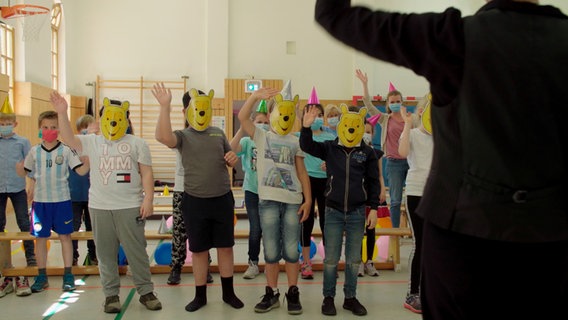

{"left": 51, "top": 91, "right": 82, "bottom": 152}
{"left": 152, "top": 82, "right": 178, "bottom": 148}
{"left": 398, "top": 106, "right": 413, "bottom": 158}
{"left": 299, "top": 106, "right": 327, "bottom": 159}
{"left": 355, "top": 69, "right": 381, "bottom": 116}
{"left": 238, "top": 88, "right": 280, "bottom": 138}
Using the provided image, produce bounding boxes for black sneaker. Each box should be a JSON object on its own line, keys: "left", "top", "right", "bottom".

{"left": 254, "top": 286, "right": 280, "bottom": 313}
{"left": 321, "top": 296, "right": 337, "bottom": 316}
{"left": 206, "top": 272, "right": 213, "bottom": 284}
{"left": 285, "top": 285, "right": 302, "bottom": 315}
{"left": 167, "top": 267, "right": 181, "bottom": 285}
{"left": 343, "top": 297, "right": 367, "bottom": 316}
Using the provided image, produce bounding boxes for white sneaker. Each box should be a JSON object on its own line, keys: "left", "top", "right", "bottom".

{"left": 357, "top": 263, "right": 365, "bottom": 277}
{"left": 15, "top": 277, "right": 32, "bottom": 297}
{"left": 365, "top": 262, "right": 379, "bottom": 277}
{"left": 243, "top": 261, "right": 260, "bottom": 279}
{"left": 0, "top": 277, "right": 14, "bottom": 298}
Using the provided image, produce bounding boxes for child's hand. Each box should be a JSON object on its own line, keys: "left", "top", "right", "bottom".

{"left": 355, "top": 69, "right": 368, "bottom": 85}
{"left": 400, "top": 106, "right": 412, "bottom": 124}
{"left": 320, "top": 161, "right": 327, "bottom": 172}
{"left": 151, "top": 82, "right": 172, "bottom": 110}
{"left": 298, "top": 200, "right": 311, "bottom": 223}
{"left": 50, "top": 91, "right": 68, "bottom": 113}
{"left": 302, "top": 105, "right": 319, "bottom": 128}
{"left": 251, "top": 87, "right": 280, "bottom": 101}
{"left": 224, "top": 150, "right": 238, "bottom": 167}
{"left": 140, "top": 195, "right": 154, "bottom": 219}
{"left": 367, "top": 209, "right": 378, "bottom": 229}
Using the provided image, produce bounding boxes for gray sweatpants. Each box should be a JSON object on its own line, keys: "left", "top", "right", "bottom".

{"left": 90, "top": 207, "right": 154, "bottom": 297}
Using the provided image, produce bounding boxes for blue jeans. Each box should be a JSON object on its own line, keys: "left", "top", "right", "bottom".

{"left": 0, "top": 190, "right": 35, "bottom": 263}
{"left": 323, "top": 206, "right": 366, "bottom": 298}
{"left": 259, "top": 200, "right": 300, "bottom": 263}
{"left": 385, "top": 158, "right": 409, "bottom": 228}
{"left": 245, "top": 191, "right": 262, "bottom": 263}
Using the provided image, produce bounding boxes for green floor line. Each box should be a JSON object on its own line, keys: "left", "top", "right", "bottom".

{"left": 114, "top": 288, "right": 136, "bottom": 320}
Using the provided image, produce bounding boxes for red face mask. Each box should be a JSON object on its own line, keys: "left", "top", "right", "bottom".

{"left": 41, "top": 129, "right": 58, "bottom": 143}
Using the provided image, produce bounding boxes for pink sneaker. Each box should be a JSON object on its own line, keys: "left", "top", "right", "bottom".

{"left": 300, "top": 261, "right": 313, "bottom": 280}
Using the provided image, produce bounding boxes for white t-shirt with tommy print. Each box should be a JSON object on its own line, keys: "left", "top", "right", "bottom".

{"left": 77, "top": 134, "right": 152, "bottom": 210}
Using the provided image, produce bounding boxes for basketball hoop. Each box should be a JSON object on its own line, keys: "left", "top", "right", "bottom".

{"left": 1, "top": 4, "right": 50, "bottom": 41}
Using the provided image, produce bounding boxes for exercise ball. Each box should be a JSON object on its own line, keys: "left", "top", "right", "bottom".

{"left": 317, "top": 239, "right": 325, "bottom": 259}
{"left": 118, "top": 245, "right": 128, "bottom": 265}
{"left": 154, "top": 242, "right": 172, "bottom": 265}
{"left": 376, "top": 236, "right": 390, "bottom": 262}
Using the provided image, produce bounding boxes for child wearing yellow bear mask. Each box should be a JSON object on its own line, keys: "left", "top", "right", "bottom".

{"left": 300, "top": 104, "right": 381, "bottom": 317}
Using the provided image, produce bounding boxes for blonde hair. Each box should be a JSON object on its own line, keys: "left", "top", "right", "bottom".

{"left": 38, "top": 111, "right": 58, "bottom": 127}
{"left": 0, "top": 113, "right": 16, "bottom": 122}
{"left": 324, "top": 104, "right": 340, "bottom": 118}
{"left": 75, "top": 114, "right": 95, "bottom": 131}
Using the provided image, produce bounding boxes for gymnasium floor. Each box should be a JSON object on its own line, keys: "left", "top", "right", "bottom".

{"left": 1, "top": 212, "right": 420, "bottom": 320}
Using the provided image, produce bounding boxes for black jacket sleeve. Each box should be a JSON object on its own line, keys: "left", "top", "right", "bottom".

{"left": 299, "top": 126, "right": 328, "bottom": 160}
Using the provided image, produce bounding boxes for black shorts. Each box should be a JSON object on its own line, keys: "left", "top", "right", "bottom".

{"left": 181, "top": 191, "right": 235, "bottom": 252}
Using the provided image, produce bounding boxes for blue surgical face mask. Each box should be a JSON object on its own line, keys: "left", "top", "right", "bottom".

{"left": 389, "top": 103, "right": 402, "bottom": 113}
{"left": 310, "top": 117, "right": 324, "bottom": 131}
{"left": 0, "top": 125, "right": 14, "bottom": 136}
{"left": 327, "top": 116, "right": 339, "bottom": 127}
{"left": 255, "top": 123, "right": 270, "bottom": 131}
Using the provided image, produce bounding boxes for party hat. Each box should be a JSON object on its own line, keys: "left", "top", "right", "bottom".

{"left": 158, "top": 215, "right": 169, "bottom": 234}
{"left": 388, "top": 82, "right": 397, "bottom": 92}
{"left": 0, "top": 97, "right": 14, "bottom": 114}
{"left": 280, "top": 80, "right": 292, "bottom": 100}
{"left": 308, "top": 86, "right": 320, "bottom": 105}
{"left": 163, "top": 184, "right": 170, "bottom": 196}
{"left": 367, "top": 114, "right": 380, "bottom": 126}
{"left": 256, "top": 99, "right": 268, "bottom": 113}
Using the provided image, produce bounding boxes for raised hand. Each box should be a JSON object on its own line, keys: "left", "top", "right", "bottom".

{"left": 151, "top": 82, "right": 172, "bottom": 110}
{"left": 355, "top": 69, "right": 368, "bottom": 85}
{"left": 302, "top": 105, "right": 319, "bottom": 128}
{"left": 51, "top": 91, "right": 69, "bottom": 113}
{"left": 400, "top": 106, "right": 413, "bottom": 124}
{"left": 251, "top": 87, "right": 280, "bottom": 101}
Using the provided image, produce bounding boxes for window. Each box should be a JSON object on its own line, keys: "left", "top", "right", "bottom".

{"left": 0, "top": 22, "right": 15, "bottom": 98}
{"left": 50, "top": 3, "right": 61, "bottom": 90}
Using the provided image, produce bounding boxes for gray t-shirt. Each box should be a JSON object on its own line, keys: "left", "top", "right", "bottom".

{"left": 174, "top": 126, "right": 231, "bottom": 198}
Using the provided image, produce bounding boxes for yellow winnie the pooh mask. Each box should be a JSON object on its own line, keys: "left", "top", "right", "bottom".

{"left": 100, "top": 98, "right": 130, "bottom": 141}
{"left": 186, "top": 88, "right": 214, "bottom": 132}
{"left": 337, "top": 104, "right": 367, "bottom": 148}
{"left": 270, "top": 93, "right": 298, "bottom": 136}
